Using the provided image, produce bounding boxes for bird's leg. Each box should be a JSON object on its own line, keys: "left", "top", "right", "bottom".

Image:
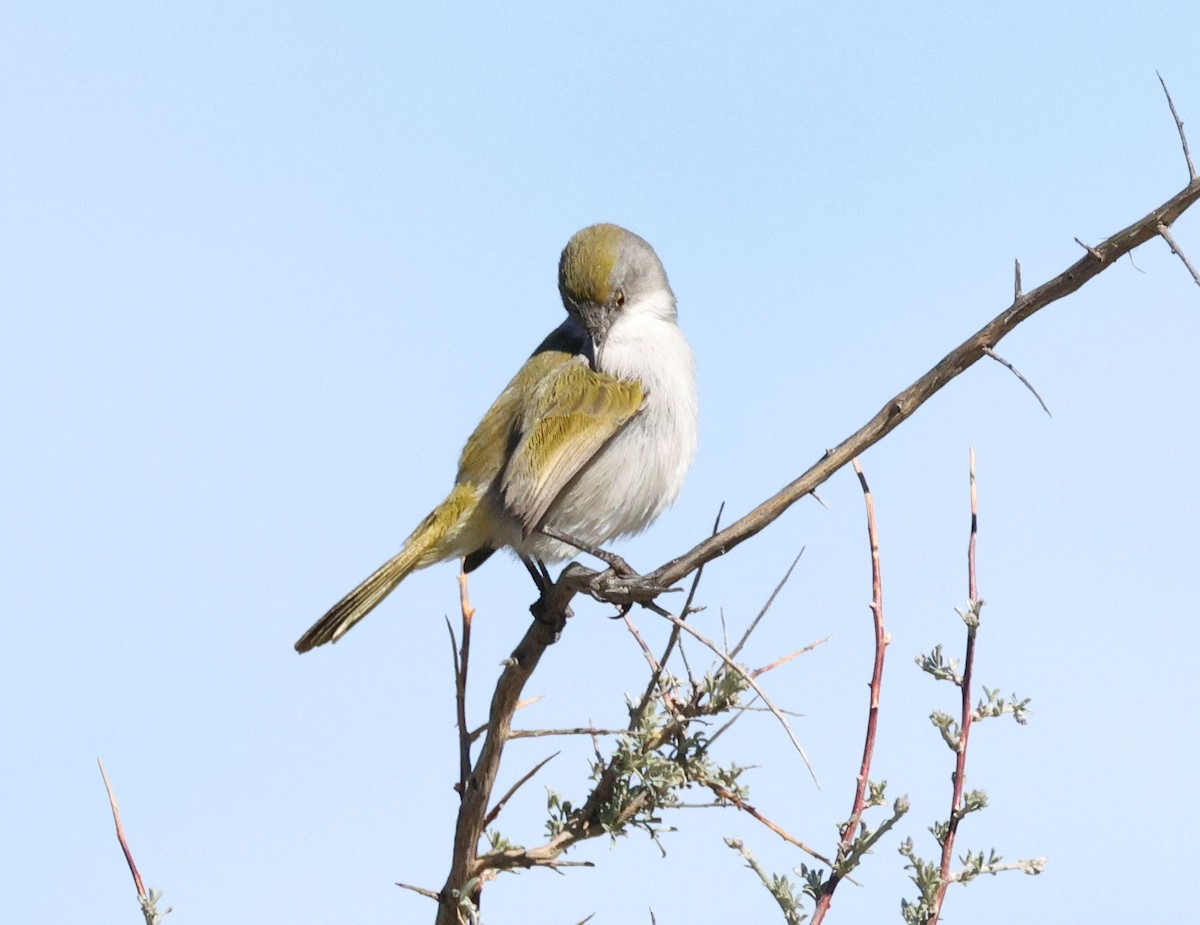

{"left": 537, "top": 526, "right": 639, "bottom": 578}
{"left": 522, "top": 554, "right": 572, "bottom": 640}
{"left": 522, "top": 555, "right": 553, "bottom": 594}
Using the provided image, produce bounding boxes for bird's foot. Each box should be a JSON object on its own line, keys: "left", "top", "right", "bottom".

{"left": 537, "top": 526, "right": 639, "bottom": 578}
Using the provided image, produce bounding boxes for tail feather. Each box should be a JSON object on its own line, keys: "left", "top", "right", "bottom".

{"left": 294, "top": 487, "right": 480, "bottom": 652}
{"left": 293, "top": 544, "right": 424, "bottom": 652}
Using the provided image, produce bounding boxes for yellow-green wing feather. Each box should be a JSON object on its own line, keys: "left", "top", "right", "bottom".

{"left": 502, "top": 356, "right": 644, "bottom": 536}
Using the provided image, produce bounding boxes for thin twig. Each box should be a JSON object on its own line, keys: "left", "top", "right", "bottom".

{"left": 812, "top": 459, "right": 890, "bottom": 923}
{"left": 750, "top": 636, "right": 829, "bottom": 678}
{"left": 98, "top": 758, "right": 146, "bottom": 900}
{"left": 632, "top": 504, "right": 725, "bottom": 729}
{"left": 510, "top": 727, "right": 627, "bottom": 739}
{"left": 929, "top": 448, "right": 982, "bottom": 923}
{"left": 705, "top": 781, "right": 838, "bottom": 868}
{"left": 1073, "top": 236, "right": 1103, "bottom": 260}
{"left": 1157, "top": 222, "right": 1200, "bottom": 287}
{"left": 730, "top": 549, "right": 805, "bottom": 660}
{"left": 1158, "top": 71, "right": 1196, "bottom": 180}
{"left": 455, "top": 565, "right": 476, "bottom": 791}
{"left": 623, "top": 615, "right": 663, "bottom": 676}
{"left": 483, "top": 752, "right": 559, "bottom": 828}
{"left": 98, "top": 759, "right": 167, "bottom": 925}
{"left": 1013, "top": 258, "right": 1022, "bottom": 299}
{"left": 396, "top": 881, "right": 441, "bottom": 901}
{"left": 983, "top": 347, "right": 1052, "bottom": 416}
{"left": 652, "top": 606, "right": 818, "bottom": 784}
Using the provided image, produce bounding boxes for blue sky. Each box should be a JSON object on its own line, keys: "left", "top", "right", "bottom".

{"left": 3, "top": 3, "right": 1199, "bottom": 923}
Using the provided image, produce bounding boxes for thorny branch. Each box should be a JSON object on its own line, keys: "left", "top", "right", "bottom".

{"left": 930, "top": 449, "right": 981, "bottom": 924}
{"left": 431, "top": 85, "right": 1200, "bottom": 923}
{"left": 555, "top": 80, "right": 1200, "bottom": 614}
{"left": 811, "top": 460, "right": 891, "bottom": 924}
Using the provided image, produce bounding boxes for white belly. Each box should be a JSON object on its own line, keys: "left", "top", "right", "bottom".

{"left": 519, "top": 300, "right": 697, "bottom": 563}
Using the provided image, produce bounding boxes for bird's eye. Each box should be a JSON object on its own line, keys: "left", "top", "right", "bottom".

{"left": 614, "top": 289, "right": 626, "bottom": 309}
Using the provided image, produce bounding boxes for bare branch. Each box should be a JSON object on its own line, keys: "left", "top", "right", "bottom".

{"left": 1073, "top": 236, "right": 1103, "bottom": 261}
{"left": 554, "top": 172, "right": 1200, "bottom": 612}
{"left": 812, "top": 459, "right": 891, "bottom": 923}
{"left": 705, "top": 780, "right": 837, "bottom": 868}
{"left": 1013, "top": 258, "right": 1022, "bottom": 299}
{"left": 510, "top": 727, "right": 627, "bottom": 739}
{"left": 396, "top": 881, "right": 440, "bottom": 901}
{"left": 98, "top": 759, "right": 169, "bottom": 925}
{"left": 929, "top": 448, "right": 983, "bottom": 923}
{"left": 651, "top": 607, "right": 818, "bottom": 785}
{"left": 730, "top": 548, "right": 805, "bottom": 660}
{"left": 484, "top": 752, "right": 559, "bottom": 829}
{"left": 749, "top": 636, "right": 829, "bottom": 678}
{"left": 1158, "top": 71, "right": 1196, "bottom": 180}
{"left": 1157, "top": 222, "right": 1200, "bottom": 287}
{"left": 983, "top": 347, "right": 1052, "bottom": 417}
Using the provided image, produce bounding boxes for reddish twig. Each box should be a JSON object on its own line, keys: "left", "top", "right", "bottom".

{"left": 98, "top": 758, "right": 146, "bottom": 900}
{"left": 812, "top": 459, "right": 889, "bottom": 923}
{"left": 452, "top": 564, "right": 476, "bottom": 792}
{"left": 929, "top": 448, "right": 981, "bottom": 923}
{"left": 98, "top": 758, "right": 167, "bottom": 925}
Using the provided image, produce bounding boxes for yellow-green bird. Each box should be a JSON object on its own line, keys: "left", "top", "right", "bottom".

{"left": 295, "top": 224, "right": 698, "bottom": 652}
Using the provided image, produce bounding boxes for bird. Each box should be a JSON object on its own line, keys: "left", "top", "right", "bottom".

{"left": 294, "top": 223, "right": 698, "bottom": 652}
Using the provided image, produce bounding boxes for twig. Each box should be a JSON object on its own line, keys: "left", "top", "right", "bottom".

{"left": 812, "top": 459, "right": 890, "bottom": 923}
{"left": 632, "top": 505, "right": 725, "bottom": 729}
{"left": 929, "top": 448, "right": 982, "bottom": 923}
{"left": 1158, "top": 71, "right": 1196, "bottom": 180}
{"left": 1013, "top": 258, "right": 1022, "bottom": 299}
{"left": 730, "top": 548, "right": 805, "bottom": 660}
{"left": 98, "top": 758, "right": 146, "bottom": 901}
{"left": 510, "top": 727, "right": 627, "bottom": 739}
{"left": 652, "top": 607, "right": 818, "bottom": 785}
{"left": 483, "top": 751, "right": 559, "bottom": 828}
{"left": 983, "top": 347, "right": 1052, "bottom": 416}
{"left": 396, "top": 881, "right": 441, "bottom": 901}
{"left": 435, "top": 595, "right": 569, "bottom": 924}
{"left": 454, "top": 566, "right": 476, "bottom": 791}
{"left": 725, "top": 838, "right": 806, "bottom": 925}
{"left": 98, "top": 759, "right": 169, "bottom": 925}
{"left": 1073, "top": 236, "right": 1103, "bottom": 260}
{"left": 705, "top": 781, "right": 838, "bottom": 868}
{"left": 1156, "top": 222, "right": 1200, "bottom": 287}
{"left": 750, "top": 636, "right": 829, "bottom": 678}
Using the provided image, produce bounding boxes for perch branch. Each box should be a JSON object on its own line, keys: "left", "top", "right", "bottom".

{"left": 553, "top": 145, "right": 1200, "bottom": 615}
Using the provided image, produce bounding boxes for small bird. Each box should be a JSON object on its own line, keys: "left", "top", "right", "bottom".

{"left": 295, "top": 224, "right": 698, "bottom": 652}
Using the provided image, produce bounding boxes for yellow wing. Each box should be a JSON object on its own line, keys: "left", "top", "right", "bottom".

{"left": 502, "top": 355, "right": 644, "bottom": 536}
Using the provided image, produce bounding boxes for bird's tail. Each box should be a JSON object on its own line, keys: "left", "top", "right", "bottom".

{"left": 294, "top": 485, "right": 478, "bottom": 652}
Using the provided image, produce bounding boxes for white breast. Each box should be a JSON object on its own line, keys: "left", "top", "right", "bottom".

{"left": 524, "top": 290, "right": 698, "bottom": 562}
